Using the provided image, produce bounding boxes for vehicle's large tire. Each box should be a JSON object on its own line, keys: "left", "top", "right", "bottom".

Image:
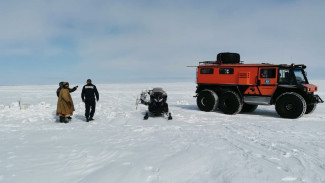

{"left": 219, "top": 90, "right": 243, "bottom": 115}
{"left": 305, "top": 104, "right": 317, "bottom": 114}
{"left": 241, "top": 104, "right": 258, "bottom": 113}
{"left": 275, "top": 92, "right": 306, "bottom": 119}
{"left": 197, "top": 89, "right": 218, "bottom": 112}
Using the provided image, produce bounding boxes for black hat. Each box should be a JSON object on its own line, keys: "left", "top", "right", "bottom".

{"left": 87, "top": 79, "right": 92, "bottom": 82}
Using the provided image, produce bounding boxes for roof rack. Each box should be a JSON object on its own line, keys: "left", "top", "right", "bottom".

{"left": 199, "top": 60, "right": 245, "bottom": 65}
{"left": 292, "top": 64, "right": 306, "bottom": 69}
{"left": 278, "top": 64, "right": 307, "bottom": 69}
{"left": 199, "top": 61, "right": 219, "bottom": 65}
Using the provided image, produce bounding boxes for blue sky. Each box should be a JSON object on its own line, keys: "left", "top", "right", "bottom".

{"left": 0, "top": 0, "right": 325, "bottom": 85}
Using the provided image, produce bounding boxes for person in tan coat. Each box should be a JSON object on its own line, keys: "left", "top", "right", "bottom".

{"left": 57, "top": 82, "right": 75, "bottom": 123}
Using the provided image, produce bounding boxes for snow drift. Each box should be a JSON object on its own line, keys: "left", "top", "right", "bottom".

{"left": 0, "top": 81, "right": 325, "bottom": 183}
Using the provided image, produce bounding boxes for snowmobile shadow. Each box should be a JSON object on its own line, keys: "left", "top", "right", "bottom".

{"left": 141, "top": 111, "right": 163, "bottom": 117}
{"left": 141, "top": 111, "right": 171, "bottom": 120}
{"left": 173, "top": 105, "right": 199, "bottom": 111}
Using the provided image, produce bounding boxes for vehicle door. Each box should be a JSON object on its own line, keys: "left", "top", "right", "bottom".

{"left": 257, "top": 67, "right": 278, "bottom": 96}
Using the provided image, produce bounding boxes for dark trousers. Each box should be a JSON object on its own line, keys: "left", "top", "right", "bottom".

{"left": 85, "top": 100, "right": 96, "bottom": 118}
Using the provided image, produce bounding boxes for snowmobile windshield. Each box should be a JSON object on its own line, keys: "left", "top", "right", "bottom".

{"left": 293, "top": 69, "right": 307, "bottom": 84}
{"left": 152, "top": 93, "right": 164, "bottom": 102}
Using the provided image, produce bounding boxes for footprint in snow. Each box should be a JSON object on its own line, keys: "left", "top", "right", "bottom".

{"left": 122, "top": 162, "right": 132, "bottom": 166}
{"left": 144, "top": 166, "right": 160, "bottom": 183}
{"left": 144, "top": 166, "right": 159, "bottom": 172}
{"left": 281, "top": 176, "right": 297, "bottom": 181}
{"left": 146, "top": 175, "right": 159, "bottom": 182}
{"left": 8, "top": 156, "right": 16, "bottom": 159}
{"left": 283, "top": 152, "right": 291, "bottom": 158}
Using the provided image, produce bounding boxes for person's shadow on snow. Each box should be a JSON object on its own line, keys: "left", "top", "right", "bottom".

{"left": 52, "top": 111, "right": 61, "bottom": 123}
{"left": 53, "top": 111, "right": 88, "bottom": 122}
{"left": 74, "top": 114, "right": 88, "bottom": 122}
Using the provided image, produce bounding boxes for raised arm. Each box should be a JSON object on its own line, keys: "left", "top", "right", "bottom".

{"left": 69, "top": 86, "right": 78, "bottom": 93}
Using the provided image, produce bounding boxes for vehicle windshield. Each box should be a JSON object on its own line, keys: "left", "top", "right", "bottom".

{"left": 279, "top": 68, "right": 307, "bottom": 84}
{"left": 278, "top": 68, "right": 292, "bottom": 84}
{"left": 294, "top": 70, "right": 306, "bottom": 84}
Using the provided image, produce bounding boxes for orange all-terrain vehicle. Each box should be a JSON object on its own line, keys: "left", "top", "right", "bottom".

{"left": 195, "top": 52, "right": 323, "bottom": 119}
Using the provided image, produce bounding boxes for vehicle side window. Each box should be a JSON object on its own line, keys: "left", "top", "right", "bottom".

{"left": 219, "top": 68, "right": 234, "bottom": 74}
{"left": 260, "top": 69, "right": 276, "bottom": 78}
{"left": 200, "top": 68, "right": 214, "bottom": 74}
{"left": 279, "top": 69, "right": 290, "bottom": 83}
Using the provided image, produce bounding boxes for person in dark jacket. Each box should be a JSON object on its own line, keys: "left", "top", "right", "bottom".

{"left": 81, "top": 79, "right": 99, "bottom": 122}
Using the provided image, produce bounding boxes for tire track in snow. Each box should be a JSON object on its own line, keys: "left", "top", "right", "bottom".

{"left": 219, "top": 119, "right": 325, "bottom": 182}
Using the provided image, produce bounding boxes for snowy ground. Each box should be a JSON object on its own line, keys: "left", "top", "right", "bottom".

{"left": 0, "top": 81, "right": 325, "bottom": 183}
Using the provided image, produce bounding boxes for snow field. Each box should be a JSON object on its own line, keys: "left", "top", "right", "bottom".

{"left": 0, "top": 82, "right": 325, "bottom": 183}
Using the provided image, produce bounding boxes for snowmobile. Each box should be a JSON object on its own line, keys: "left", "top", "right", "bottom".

{"left": 136, "top": 88, "right": 172, "bottom": 120}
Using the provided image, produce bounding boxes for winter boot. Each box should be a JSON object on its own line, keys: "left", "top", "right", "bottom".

{"left": 144, "top": 112, "right": 149, "bottom": 120}
{"left": 60, "top": 116, "right": 68, "bottom": 123}
{"left": 63, "top": 117, "right": 68, "bottom": 123}
{"left": 168, "top": 113, "right": 172, "bottom": 120}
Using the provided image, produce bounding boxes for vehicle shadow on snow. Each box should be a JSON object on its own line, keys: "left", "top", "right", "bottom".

{"left": 173, "top": 105, "right": 280, "bottom": 118}
{"left": 241, "top": 109, "right": 280, "bottom": 118}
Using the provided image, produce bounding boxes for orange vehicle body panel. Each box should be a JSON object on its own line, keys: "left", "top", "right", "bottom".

{"left": 244, "top": 86, "right": 260, "bottom": 95}
{"left": 197, "top": 66, "right": 258, "bottom": 85}
{"left": 257, "top": 86, "right": 277, "bottom": 96}
{"left": 302, "top": 84, "right": 318, "bottom": 92}
{"left": 197, "top": 64, "right": 279, "bottom": 96}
